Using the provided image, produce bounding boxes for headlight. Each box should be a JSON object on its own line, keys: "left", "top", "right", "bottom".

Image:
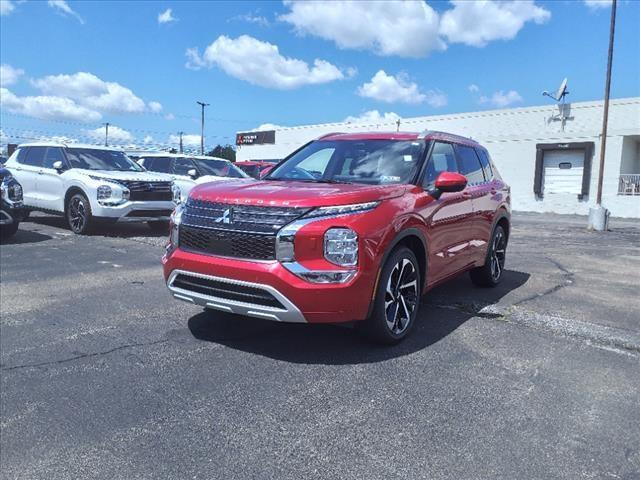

{"left": 324, "top": 228, "right": 358, "bottom": 266}
{"left": 304, "top": 201, "right": 379, "bottom": 219}
{"left": 97, "top": 185, "right": 112, "bottom": 200}
{"left": 122, "top": 187, "right": 130, "bottom": 201}
{"left": 167, "top": 203, "right": 184, "bottom": 252}
{"left": 10, "top": 183, "right": 23, "bottom": 201}
{"left": 171, "top": 183, "right": 181, "bottom": 203}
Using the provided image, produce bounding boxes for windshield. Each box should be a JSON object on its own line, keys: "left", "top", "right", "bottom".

{"left": 66, "top": 148, "right": 143, "bottom": 172}
{"left": 267, "top": 140, "right": 426, "bottom": 185}
{"left": 193, "top": 159, "right": 248, "bottom": 178}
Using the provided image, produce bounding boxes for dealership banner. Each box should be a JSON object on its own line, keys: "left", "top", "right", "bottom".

{"left": 236, "top": 130, "right": 276, "bottom": 146}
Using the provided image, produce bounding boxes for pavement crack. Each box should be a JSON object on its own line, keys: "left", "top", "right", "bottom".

{"left": 514, "top": 256, "right": 575, "bottom": 306}
{"left": 1, "top": 339, "right": 169, "bottom": 372}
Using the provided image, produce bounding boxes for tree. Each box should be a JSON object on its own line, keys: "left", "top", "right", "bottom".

{"left": 206, "top": 144, "right": 236, "bottom": 162}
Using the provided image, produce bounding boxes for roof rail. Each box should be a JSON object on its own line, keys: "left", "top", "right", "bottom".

{"left": 416, "top": 129, "right": 434, "bottom": 139}
{"left": 316, "top": 132, "right": 344, "bottom": 140}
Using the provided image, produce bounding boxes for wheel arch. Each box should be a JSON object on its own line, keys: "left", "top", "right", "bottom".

{"left": 493, "top": 208, "right": 511, "bottom": 241}
{"left": 64, "top": 186, "right": 88, "bottom": 214}
{"left": 366, "top": 227, "right": 428, "bottom": 319}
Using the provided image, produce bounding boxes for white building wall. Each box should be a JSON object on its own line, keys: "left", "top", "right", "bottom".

{"left": 237, "top": 98, "right": 640, "bottom": 218}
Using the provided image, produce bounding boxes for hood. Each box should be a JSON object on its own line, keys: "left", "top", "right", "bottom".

{"left": 194, "top": 175, "right": 228, "bottom": 185}
{"left": 75, "top": 169, "right": 173, "bottom": 183}
{"left": 189, "top": 179, "right": 409, "bottom": 208}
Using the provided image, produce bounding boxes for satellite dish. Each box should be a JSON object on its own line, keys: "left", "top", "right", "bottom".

{"left": 543, "top": 78, "right": 569, "bottom": 102}
{"left": 555, "top": 78, "right": 568, "bottom": 101}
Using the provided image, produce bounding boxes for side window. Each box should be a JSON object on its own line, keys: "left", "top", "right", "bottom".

{"left": 23, "top": 147, "right": 46, "bottom": 167}
{"left": 144, "top": 157, "right": 172, "bottom": 173}
{"left": 43, "top": 147, "right": 66, "bottom": 169}
{"left": 475, "top": 148, "right": 493, "bottom": 181}
{"left": 456, "top": 145, "right": 485, "bottom": 185}
{"left": 14, "top": 148, "right": 29, "bottom": 164}
{"left": 422, "top": 142, "right": 458, "bottom": 189}
{"left": 173, "top": 157, "right": 197, "bottom": 176}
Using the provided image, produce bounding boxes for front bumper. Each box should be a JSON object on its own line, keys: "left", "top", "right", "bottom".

{"left": 162, "top": 247, "right": 377, "bottom": 324}
{"left": 0, "top": 201, "right": 26, "bottom": 225}
{"left": 92, "top": 200, "right": 176, "bottom": 221}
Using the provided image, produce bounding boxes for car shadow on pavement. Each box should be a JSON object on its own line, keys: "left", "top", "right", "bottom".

{"left": 188, "top": 269, "right": 530, "bottom": 365}
{"left": 1, "top": 229, "right": 52, "bottom": 245}
{"left": 27, "top": 213, "right": 168, "bottom": 239}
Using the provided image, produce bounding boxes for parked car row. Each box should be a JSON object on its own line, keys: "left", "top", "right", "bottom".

{"left": 4, "top": 131, "right": 511, "bottom": 345}
{"left": 2, "top": 144, "right": 249, "bottom": 235}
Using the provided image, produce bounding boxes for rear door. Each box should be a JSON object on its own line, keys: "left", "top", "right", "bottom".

{"left": 417, "top": 141, "right": 476, "bottom": 284}
{"left": 36, "top": 147, "right": 68, "bottom": 212}
{"left": 454, "top": 144, "right": 490, "bottom": 264}
{"left": 11, "top": 147, "right": 45, "bottom": 208}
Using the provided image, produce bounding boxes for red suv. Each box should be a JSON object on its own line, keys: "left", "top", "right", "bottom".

{"left": 163, "top": 131, "right": 510, "bottom": 343}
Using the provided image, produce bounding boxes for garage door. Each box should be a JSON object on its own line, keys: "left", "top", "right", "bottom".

{"left": 543, "top": 150, "right": 584, "bottom": 195}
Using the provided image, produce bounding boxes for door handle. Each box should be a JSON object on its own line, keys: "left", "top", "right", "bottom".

{"left": 462, "top": 191, "right": 472, "bottom": 198}
{"left": 490, "top": 188, "right": 497, "bottom": 195}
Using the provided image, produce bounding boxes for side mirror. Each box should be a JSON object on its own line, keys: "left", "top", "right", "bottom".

{"left": 435, "top": 172, "right": 467, "bottom": 193}
{"left": 52, "top": 160, "right": 64, "bottom": 172}
{"left": 187, "top": 168, "right": 198, "bottom": 179}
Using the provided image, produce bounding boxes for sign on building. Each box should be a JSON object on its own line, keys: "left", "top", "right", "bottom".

{"left": 236, "top": 130, "right": 276, "bottom": 146}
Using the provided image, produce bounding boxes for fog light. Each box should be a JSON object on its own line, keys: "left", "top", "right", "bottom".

{"left": 324, "top": 228, "right": 358, "bottom": 266}
{"left": 296, "top": 270, "right": 356, "bottom": 284}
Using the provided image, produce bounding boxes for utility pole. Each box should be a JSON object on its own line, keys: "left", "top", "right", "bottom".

{"left": 589, "top": 0, "right": 616, "bottom": 231}
{"left": 178, "top": 131, "right": 184, "bottom": 153}
{"left": 196, "top": 101, "right": 209, "bottom": 155}
{"left": 103, "top": 122, "right": 110, "bottom": 147}
{"left": 396, "top": 119, "right": 401, "bottom": 132}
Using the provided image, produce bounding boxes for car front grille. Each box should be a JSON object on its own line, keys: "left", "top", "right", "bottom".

{"left": 119, "top": 180, "right": 172, "bottom": 202}
{"left": 179, "top": 198, "right": 309, "bottom": 260}
{"left": 171, "top": 273, "right": 284, "bottom": 309}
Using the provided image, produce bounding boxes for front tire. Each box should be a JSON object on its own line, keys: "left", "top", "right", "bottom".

{"left": 362, "top": 246, "right": 421, "bottom": 344}
{"left": 0, "top": 220, "right": 19, "bottom": 239}
{"left": 66, "top": 193, "right": 93, "bottom": 235}
{"left": 470, "top": 225, "right": 507, "bottom": 287}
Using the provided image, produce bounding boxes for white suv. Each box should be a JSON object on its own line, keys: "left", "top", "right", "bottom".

{"left": 5, "top": 143, "right": 180, "bottom": 234}
{"left": 137, "top": 153, "right": 248, "bottom": 202}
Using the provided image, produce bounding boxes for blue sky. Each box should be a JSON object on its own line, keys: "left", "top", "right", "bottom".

{"left": 1, "top": 0, "right": 638, "bottom": 152}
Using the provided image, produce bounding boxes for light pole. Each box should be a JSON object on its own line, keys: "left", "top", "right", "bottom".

{"left": 178, "top": 131, "right": 184, "bottom": 153}
{"left": 104, "top": 122, "right": 110, "bottom": 146}
{"left": 589, "top": 0, "right": 617, "bottom": 231}
{"left": 196, "top": 101, "right": 209, "bottom": 155}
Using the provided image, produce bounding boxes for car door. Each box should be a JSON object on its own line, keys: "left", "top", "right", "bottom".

{"left": 36, "top": 147, "right": 68, "bottom": 212}
{"left": 416, "top": 141, "right": 476, "bottom": 285}
{"left": 10, "top": 147, "right": 45, "bottom": 208}
{"left": 171, "top": 157, "right": 198, "bottom": 200}
{"left": 454, "top": 144, "right": 491, "bottom": 264}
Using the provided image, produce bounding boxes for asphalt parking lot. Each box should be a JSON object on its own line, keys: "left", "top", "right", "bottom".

{"left": 1, "top": 212, "right": 639, "bottom": 480}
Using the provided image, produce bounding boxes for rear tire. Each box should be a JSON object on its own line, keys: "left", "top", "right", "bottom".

{"left": 147, "top": 221, "right": 170, "bottom": 233}
{"left": 361, "top": 246, "right": 421, "bottom": 344}
{"left": 66, "top": 192, "right": 93, "bottom": 235}
{"left": 0, "top": 220, "right": 19, "bottom": 239}
{"left": 470, "top": 225, "right": 507, "bottom": 287}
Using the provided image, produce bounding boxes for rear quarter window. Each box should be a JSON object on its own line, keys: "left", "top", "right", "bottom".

{"left": 475, "top": 148, "right": 494, "bottom": 181}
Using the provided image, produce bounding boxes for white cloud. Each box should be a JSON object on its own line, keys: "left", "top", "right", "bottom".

{"left": 84, "top": 125, "right": 134, "bottom": 144}
{"left": 148, "top": 101, "right": 163, "bottom": 113}
{"left": 230, "top": 12, "right": 269, "bottom": 27}
{"left": 252, "top": 123, "right": 285, "bottom": 131}
{"left": 47, "top": 0, "right": 84, "bottom": 24}
{"left": 164, "top": 113, "right": 175, "bottom": 120}
{"left": 440, "top": 0, "right": 550, "bottom": 47}
{"left": 1, "top": 0, "right": 16, "bottom": 16}
{"left": 158, "top": 8, "right": 177, "bottom": 24}
{"left": 479, "top": 90, "right": 523, "bottom": 108}
{"left": 0, "top": 64, "right": 24, "bottom": 86}
{"left": 280, "top": 0, "right": 444, "bottom": 58}
{"left": 344, "top": 110, "right": 401, "bottom": 124}
{"left": 31, "top": 72, "right": 148, "bottom": 114}
{"left": 468, "top": 84, "right": 480, "bottom": 93}
{"left": 1, "top": 87, "right": 102, "bottom": 122}
{"left": 357, "top": 70, "right": 446, "bottom": 107}
{"left": 186, "top": 35, "right": 348, "bottom": 89}
{"left": 584, "top": 0, "right": 612, "bottom": 10}
{"left": 169, "top": 133, "right": 201, "bottom": 146}
{"left": 143, "top": 135, "right": 154, "bottom": 144}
